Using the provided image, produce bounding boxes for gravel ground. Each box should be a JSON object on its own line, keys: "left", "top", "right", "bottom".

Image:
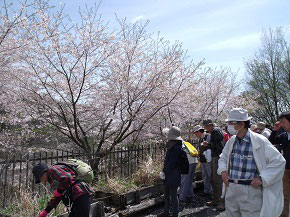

{"left": 136, "top": 191, "right": 226, "bottom": 217}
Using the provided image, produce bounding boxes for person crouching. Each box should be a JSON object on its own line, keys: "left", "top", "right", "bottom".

{"left": 32, "top": 163, "right": 93, "bottom": 217}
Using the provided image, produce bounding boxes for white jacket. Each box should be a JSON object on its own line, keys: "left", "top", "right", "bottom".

{"left": 218, "top": 130, "right": 286, "bottom": 217}
{"left": 261, "top": 128, "right": 271, "bottom": 139}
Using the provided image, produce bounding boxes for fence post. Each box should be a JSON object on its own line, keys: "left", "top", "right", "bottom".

{"left": 62, "top": 150, "right": 64, "bottom": 161}
{"left": 116, "top": 147, "right": 120, "bottom": 178}
{"left": 19, "top": 153, "right": 23, "bottom": 191}
{"left": 112, "top": 147, "right": 115, "bottom": 178}
{"left": 25, "top": 154, "right": 29, "bottom": 189}
{"left": 127, "top": 146, "right": 130, "bottom": 177}
{"left": 2, "top": 155, "right": 8, "bottom": 208}
{"left": 11, "top": 154, "right": 16, "bottom": 189}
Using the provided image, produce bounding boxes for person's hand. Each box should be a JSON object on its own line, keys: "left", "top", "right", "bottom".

{"left": 38, "top": 210, "right": 48, "bottom": 217}
{"left": 53, "top": 190, "right": 62, "bottom": 198}
{"left": 160, "top": 172, "right": 165, "bottom": 180}
{"left": 251, "top": 177, "right": 262, "bottom": 188}
{"left": 273, "top": 121, "right": 281, "bottom": 132}
{"left": 221, "top": 171, "right": 229, "bottom": 186}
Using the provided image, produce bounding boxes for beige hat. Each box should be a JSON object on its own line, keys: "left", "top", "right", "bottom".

{"left": 257, "top": 122, "right": 266, "bottom": 130}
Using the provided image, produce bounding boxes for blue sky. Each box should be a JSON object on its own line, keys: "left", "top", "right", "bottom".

{"left": 51, "top": 0, "right": 290, "bottom": 79}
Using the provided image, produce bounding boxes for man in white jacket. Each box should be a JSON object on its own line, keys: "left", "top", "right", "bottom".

{"left": 218, "top": 108, "right": 285, "bottom": 217}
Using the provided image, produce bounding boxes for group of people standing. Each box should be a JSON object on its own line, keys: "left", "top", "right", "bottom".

{"left": 31, "top": 108, "right": 289, "bottom": 217}
{"left": 158, "top": 108, "right": 290, "bottom": 217}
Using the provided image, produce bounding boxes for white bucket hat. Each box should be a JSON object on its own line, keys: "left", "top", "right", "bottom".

{"left": 167, "top": 126, "right": 183, "bottom": 141}
{"left": 225, "top": 108, "right": 252, "bottom": 122}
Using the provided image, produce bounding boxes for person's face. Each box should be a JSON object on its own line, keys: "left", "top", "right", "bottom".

{"left": 40, "top": 172, "right": 48, "bottom": 184}
{"left": 256, "top": 128, "right": 263, "bottom": 134}
{"left": 195, "top": 131, "right": 202, "bottom": 138}
{"left": 280, "top": 117, "right": 290, "bottom": 132}
{"left": 234, "top": 122, "right": 244, "bottom": 130}
{"left": 204, "top": 125, "right": 212, "bottom": 132}
{"left": 227, "top": 121, "right": 244, "bottom": 131}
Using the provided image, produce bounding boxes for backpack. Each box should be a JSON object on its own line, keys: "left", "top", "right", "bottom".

{"left": 56, "top": 159, "right": 94, "bottom": 183}
{"left": 183, "top": 141, "right": 199, "bottom": 157}
{"left": 179, "top": 150, "right": 189, "bottom": 174}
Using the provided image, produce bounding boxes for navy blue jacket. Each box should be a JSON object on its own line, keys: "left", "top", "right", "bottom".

{"left": 269, "top": 131, "right": 290, "bottom": 169}
{"left": 163, "top": 140, "right": 183, "bottom": 188}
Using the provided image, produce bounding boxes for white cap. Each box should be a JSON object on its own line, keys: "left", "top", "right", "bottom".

{"left": 225, "top": 108, "right": 252, "bottom": 122}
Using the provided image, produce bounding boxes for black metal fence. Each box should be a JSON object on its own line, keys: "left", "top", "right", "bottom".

{"left": 0, "top": 142, "right": 166, "bottom": 209}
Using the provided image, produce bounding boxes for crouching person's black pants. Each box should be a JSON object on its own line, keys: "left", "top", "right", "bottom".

{"left": 68, "top": 194, "right": 92, "bottom": 217}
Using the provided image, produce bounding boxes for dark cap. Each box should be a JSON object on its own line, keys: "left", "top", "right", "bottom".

{"left": 32, "top": 163, "right": 49, "bottom": 184}
{"left": 202, "top": 119, "right": 213, "bottom": 126}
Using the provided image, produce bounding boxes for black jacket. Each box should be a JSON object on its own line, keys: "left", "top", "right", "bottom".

{"left": 163, "top": 140, "right": 183, "bottom": 188}
{"left": 208, "top": 127, "right": 224, "bottom": 157}
{"left": 198, "top": 133, "right": 209, "bottom": 163}
{"left": 269, "top": 131, "right": 290, "bottom": 169}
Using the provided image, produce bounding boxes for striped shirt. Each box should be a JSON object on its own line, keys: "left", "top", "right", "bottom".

{"left": 229, "top": 131, "right": 259, "bottom": 180}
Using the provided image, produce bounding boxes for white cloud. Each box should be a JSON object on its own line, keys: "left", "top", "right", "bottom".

{"left": 200, "top": 33, "right": 261, "bottom": 51}
{"left": 131, "top": 15, "right": 146, "bottom": 23}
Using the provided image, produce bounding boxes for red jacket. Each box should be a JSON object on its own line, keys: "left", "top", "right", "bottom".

{"left": 45, "top": 164, "right": 93, "bottom": 212}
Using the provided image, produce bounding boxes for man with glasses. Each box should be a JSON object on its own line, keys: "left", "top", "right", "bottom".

{"left": 218, "top": 108, "right": 285, "bottom": 217}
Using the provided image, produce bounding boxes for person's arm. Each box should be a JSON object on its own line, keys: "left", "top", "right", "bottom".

{"left": 44, "top": 167, "right": 74, "bottom": 213}
{"left": 44, "top": 197, "right": 62, "bottom": 213}
{"left": 268, "top": 131, "right": 282, "bottom": 145}
{"left": 269, "top": 121, "right": 284, "bottom": 145}
{"left": 218, "top": 137, "right": 234, "bottom": 186}
{"left": 259, "top": 139, "right": 286, "bottom": 187}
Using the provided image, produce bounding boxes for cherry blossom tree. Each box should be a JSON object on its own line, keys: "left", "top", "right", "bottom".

{"left": 0, "top": 0, "right": 52, "bottom": 150}
{"left": 1, "top": 1, "right": 255, "bottom": 170}
{"left": 5, "top": 2, "right": 202, "bottom": 172}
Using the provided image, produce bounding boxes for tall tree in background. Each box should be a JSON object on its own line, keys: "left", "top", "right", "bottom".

{"left": 245, "top": 28, "right": 290, "bottom": 124}
{"left": 0, "top": 0, "right": 52, "bottom": 148}
{"left": 7, "top": 3, "right": 200, "bottom": 162}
